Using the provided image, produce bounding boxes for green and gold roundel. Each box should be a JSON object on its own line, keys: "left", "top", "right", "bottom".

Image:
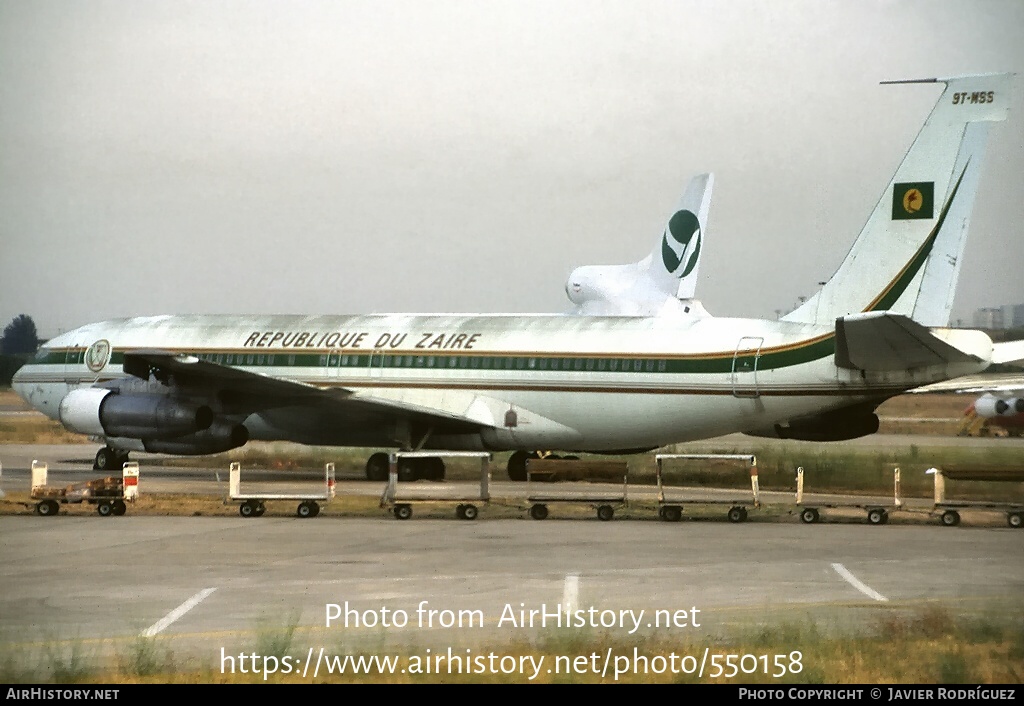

{"left": 892, "top": 182, "right": 934, "bottom": 220}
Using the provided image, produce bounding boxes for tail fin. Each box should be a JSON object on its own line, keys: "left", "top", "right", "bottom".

{"left": 783, "top": 73, "right": 1013, "bottom": 327}
{"left": 566, "top": 172, "right": 714, "bottom": 315}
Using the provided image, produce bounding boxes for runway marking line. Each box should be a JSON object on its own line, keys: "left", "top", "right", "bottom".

{"left": 563, "top": 574, "right": 579, "bottom": 614}
{"left": 831, "top": 563, "right": 888, "bottom": 602}
{"left": 142, "top": 587, "right": 217, "bottom": 637}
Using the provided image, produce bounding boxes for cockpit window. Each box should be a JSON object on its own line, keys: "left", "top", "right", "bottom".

{"left": 34, "top": 348, "right": 52, "bottom": 362}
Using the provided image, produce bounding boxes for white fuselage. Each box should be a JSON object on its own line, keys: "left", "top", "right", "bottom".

{"left": 12, "top": 312, "right": 987, "bottom": 452}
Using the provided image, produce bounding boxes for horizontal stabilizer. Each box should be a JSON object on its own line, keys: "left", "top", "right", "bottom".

{"left": 834, "top": 312, "right": 988, "bottom": 371}
{"left": 992, "top": 340, "right": 1024, "bottom": 366}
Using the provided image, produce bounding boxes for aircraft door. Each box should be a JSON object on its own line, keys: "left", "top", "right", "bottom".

{"left": 731, "top": 337, "right": 763, "bottom": 398}
{"left": 326, "top": 349, "right": 345, "bottom": 384}
{"left": 367, "top": 348, "right": 385, "bottom": 379}
{"left": 63, "top": 342, "right": 82, "bottom": 387}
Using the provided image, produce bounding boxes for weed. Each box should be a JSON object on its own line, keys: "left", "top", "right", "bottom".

{"left": 117, "top": 635, "right": 172, "bottom": 677}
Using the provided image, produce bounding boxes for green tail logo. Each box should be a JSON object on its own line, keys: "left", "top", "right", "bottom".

{"left": 661, "top": 210, "right": 702, "bottom": 277}
{"left": 892, "top": 182, "right": 935, "bottom": 220}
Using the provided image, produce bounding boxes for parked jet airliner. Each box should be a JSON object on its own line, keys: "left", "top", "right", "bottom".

{"left": 12, "top": 73, "right": 1021, "bottom": 481}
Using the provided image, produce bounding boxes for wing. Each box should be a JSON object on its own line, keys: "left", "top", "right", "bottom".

{"left": 122, "top": 350, "right": 486, "bottom": 435}
{"left": 907, "top": 373, "right": 1024, "bottom": 395}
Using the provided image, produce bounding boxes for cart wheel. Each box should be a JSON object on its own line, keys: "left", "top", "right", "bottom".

{"left": 97, "top": 502, "right": 114, "bottom": 517}
{"left": 596, "top": 505, "right": 614, "bottom": 522}
{"left": 36, "top": 500, "right": 59, "bottom": 517}
{"left": 530, "top": 504, "right": 548, "bottom": 521}
{"left": 394, "top": 504, "right": 413, "bottom": 520}
{"left": 112, "top": 500, "right": 127, "bottom": 516}
{"left": 240, "top": 501, "right": 258, "bottom": 518}
{"left": 254, "top": 503, "right": 266, "bottom": 517}
{"left": 727, "top": 506, "right": 747, "bottom": 523}
{"left": 867, "top": 508, "right": 886, "bottom": 525}
{"left": 297, "top": 501, "right": 318, "bottom": 518}
{"left": 455, "top": 504, "right": 466, "bottom": 519}
{"left": 800, "top": 508, "right": 819, "bottom": 524}
{"left": 940, "top": 510, "right": 960, "bottom": 527}
{"left": 662, "top": 506, "right": 682, "bottom": 523}
{"left": 462, "top": 504, "right": 478, "bottom": 521}
{"left": 1008, "top": 511, "right": 1022, "bottom": 529}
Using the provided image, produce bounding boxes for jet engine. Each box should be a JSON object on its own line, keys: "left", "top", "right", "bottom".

{"left": 59, "top": 388, "right": 214, "bottom": 439}
{"left": 744, "top": 404, "right": 880, "bottom": 442}
{"left": 974, "top": 394, "right": 1024, "bottom": 418}
{"left": 141, "top": 420, "right": 249, "bottom": 455}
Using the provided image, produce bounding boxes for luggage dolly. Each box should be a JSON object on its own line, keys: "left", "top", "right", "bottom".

{"left": 795, "top": 466, "right": 902, "bottom": 526}
{"left": 28, "top": 460, "right": 139, "bottom": 517}
{"left": 655, "top": 454, "right": 759, "bottom": 523}
{"left": 380, "top": 451, "right": 491, "bottom": 520}
{"left": 226, "top": 462, "right": 335, "bottom": 518}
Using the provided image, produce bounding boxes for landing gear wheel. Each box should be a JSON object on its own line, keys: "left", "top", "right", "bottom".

{"left": 426, "top": 458, "right": 446, "bottom": 481}
{"left": 97, "top": 502, "right": 114, "bottom": 517}
{"left": 941, "top": 510, "right": 960, "bottom": 527}
{"left": 394, "top": 504, "right": 413, "bottom": 520}
{"left": 530, "top": 504, "right": 548, "bottom": 521}
{"left": 507, "top": 451, "right": 529, "bottom": 481}
{"left": 297, "top": 501, "right": 319, "bottom": 518}
{"left": 365, "top": 452, "right": 389, "bottom": 481}
{"left": 240, "top": 500, "right": 259, "bottom": 518}
{"left": 662, "top": 506, "right": 682, "bottom": 522}
{"left": 727, "top": 506, "right": 747, "bottom": 523}
{"left": 461, "top": 504, "right": 478, "bottom": 521}
{"left": 94, "top": 447, "right": 116, "bottom": 471}
{"left": 36, "top": 500, "right": 59, "bottom": 517}
{"left": 397, "top": 459, "right": 418, "bottom": 482}
{"left": 596, "top": 505, "right": 614, "bottom": 522}
{"left": 800, "top": 508, "right": 820, "bottom": 524}
{"left": 112, "top": 500, "right": 127, "bottom": 516}
{"left": 1008, "top": 511, "right": 1022, "bottom": 529}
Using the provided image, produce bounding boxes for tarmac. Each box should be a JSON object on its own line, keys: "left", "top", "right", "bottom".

{"left": 1, "top": 441, "right": 1022, "bottom": 677}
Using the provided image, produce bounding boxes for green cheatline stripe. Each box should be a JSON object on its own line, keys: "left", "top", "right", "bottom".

{"left": 867, "top": 164, "right": 968, "bottom": 313}
{"left": 37, "top": 336, "right": 837, "bottom": 376}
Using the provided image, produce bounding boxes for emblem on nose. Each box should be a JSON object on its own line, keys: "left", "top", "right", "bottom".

{"left": 85, "top": 339, "right": 111, "bottom": 373}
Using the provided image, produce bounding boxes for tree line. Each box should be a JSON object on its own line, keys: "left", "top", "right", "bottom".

{"left": 1, "top": 314, "right": 40, "bottom": 386}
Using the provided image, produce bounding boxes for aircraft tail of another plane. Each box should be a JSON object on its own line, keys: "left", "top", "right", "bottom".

{"left": 783, "top": 73, "right": 1013, "bottom": 327}
{"left": 566, "top": 172, "right": 714, "bottom": 315}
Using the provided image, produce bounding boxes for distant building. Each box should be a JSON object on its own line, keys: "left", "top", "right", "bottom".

{"left": 1003, "top": 304, "right": 1024, "bottom": 329}
{"left": 974, "top": 307, "right": 1004, "bottom": 329}
{"left": 973, "top": 304, "right": 1024, "bottom": 330}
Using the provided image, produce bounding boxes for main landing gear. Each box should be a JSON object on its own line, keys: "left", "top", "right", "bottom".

{"left": 364, "top": 452, "right": 446, "bottom": 481}
{"left": 506, "top": 451, "right": 579, "bottom": 480}
{"left": 94, "top": 447, "right": 129, "bottom": 471}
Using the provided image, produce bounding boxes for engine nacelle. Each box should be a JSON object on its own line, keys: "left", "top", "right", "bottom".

{"left": 142, "top": 420, "right": 249, "bottom": 455}
{"left": 745, "top": 407, "right": 880, "bottom": 442}
{"left": 59, "top": 388, "right": 213, "bottom": 439}
{"left": 974, "top": 394, "right": 1024, "bottom": 418}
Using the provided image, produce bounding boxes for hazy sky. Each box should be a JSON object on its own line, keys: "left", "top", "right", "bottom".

{"left": 2, "top": 1, "right": 1023, "bottom": 338}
